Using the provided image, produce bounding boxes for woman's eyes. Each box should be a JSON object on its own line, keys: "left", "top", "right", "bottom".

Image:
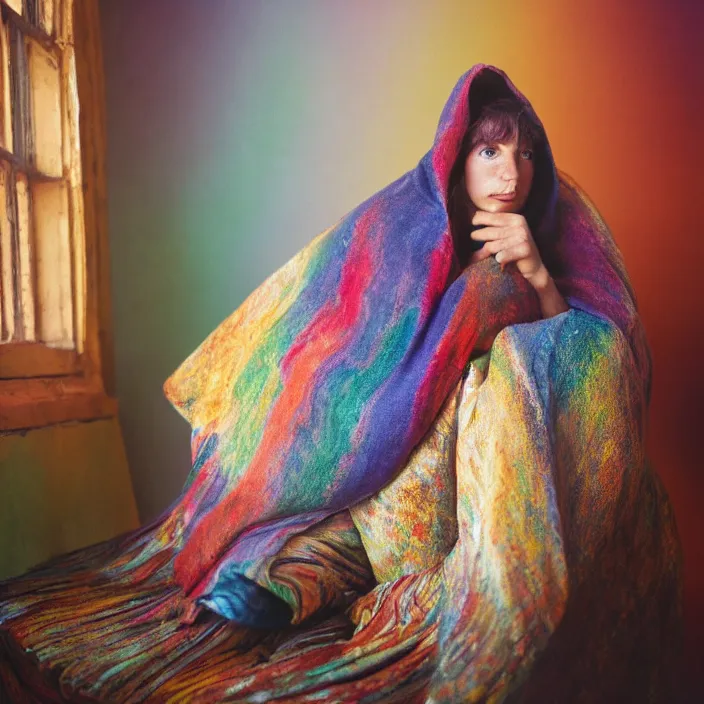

{"left": 479, "top": 147, "right": 533, "bottom": 160}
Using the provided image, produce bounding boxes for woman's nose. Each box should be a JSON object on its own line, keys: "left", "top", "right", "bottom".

{"left": 501, "top": 156, "right": 519, "bottom": 181}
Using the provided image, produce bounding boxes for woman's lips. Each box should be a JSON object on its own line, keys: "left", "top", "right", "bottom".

{"left": 491, "top": 193, "right": 516, "bottom": 202}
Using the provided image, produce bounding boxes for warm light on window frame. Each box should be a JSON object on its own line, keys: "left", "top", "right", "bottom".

{"left": 0, "top": 0, "right": 116, "bottom": 431}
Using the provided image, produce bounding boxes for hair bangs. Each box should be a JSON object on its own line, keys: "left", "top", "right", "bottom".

{"left": 468, "top": 98, "right": 544, "bottom": 152}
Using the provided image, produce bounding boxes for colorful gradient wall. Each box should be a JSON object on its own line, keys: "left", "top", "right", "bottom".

{"left": 99, "top": 0, "right": 703, "bottom": 687}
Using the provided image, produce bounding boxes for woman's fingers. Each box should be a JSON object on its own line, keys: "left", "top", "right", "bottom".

{"left": 478, "top": 234, "right": 524, "bottom": 255}
{"left": 472, "top": 210, "right": 524, "bottom": 228}
{"left": 469, "top": 233, "right": 526, "bottom": 265}
{"left": 470, "top": 225, "right": 505, "bottom": 242}
{"left": 495, "top": 241, "right": 532, "bottom": 264}
{"left": 469, "top": 211, "right": 545, "bottom": 282}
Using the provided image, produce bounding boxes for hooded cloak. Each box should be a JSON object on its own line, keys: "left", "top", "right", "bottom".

{"left": 0, "top": 64, "right": 681, "bottom": 703}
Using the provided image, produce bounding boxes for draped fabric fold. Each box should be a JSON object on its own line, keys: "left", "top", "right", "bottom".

{"left": 1, "top": 64, "right": 681, "bottom": 702}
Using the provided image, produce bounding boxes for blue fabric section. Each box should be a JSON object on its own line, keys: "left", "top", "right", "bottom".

{"left": 198, "top": 567, "right": 293, "bottom": 629}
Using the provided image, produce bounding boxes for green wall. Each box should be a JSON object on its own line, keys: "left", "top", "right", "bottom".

{"left": 0, "top": 418, "right": 139, "bottom": 580}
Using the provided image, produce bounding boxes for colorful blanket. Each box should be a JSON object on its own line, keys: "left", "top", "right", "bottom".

{"left": 0, "top": 64, "right": 681, "bottom": 702}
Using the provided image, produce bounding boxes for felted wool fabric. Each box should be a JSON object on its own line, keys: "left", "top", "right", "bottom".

{"left": 0, "top": 64, "right": 681, "bottom": 703}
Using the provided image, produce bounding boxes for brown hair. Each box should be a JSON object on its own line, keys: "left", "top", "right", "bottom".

{"left": 447, "top": 97, "right": 549, "bottom": 268}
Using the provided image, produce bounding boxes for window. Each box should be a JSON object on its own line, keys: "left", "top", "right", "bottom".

{"left": 0, "top": 0, "right": 115, "bottom": 430}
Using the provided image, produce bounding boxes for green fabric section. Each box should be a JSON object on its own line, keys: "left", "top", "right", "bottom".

{"left": 279, "top": 307, "right": 420, "bottom": 511}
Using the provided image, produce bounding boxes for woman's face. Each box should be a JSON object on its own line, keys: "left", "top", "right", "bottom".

{"left": 464, "top": 134, "right": 534, "bottom": 214}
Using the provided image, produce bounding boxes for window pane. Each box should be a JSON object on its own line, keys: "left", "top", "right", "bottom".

{"left": 14, "top": 170, "right": 35, "bottom": 340}
{"left": 39, "top": 0, "right": 53, "bottom": 36}
{"left": 28, "top": 37, "right": 61, "bottom": 176}
{"left": 33, "top": 179, "right": 72, "bottom": 346}
{"left": 3, "top": 1, "right": 23, "bottom": 16}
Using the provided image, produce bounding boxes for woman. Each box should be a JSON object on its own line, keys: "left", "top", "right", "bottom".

{"left": 0, "top": 64, "right": 681, "bottom": 702}
{"left": 446, "top": 94, "right": 570, "bottom": 319}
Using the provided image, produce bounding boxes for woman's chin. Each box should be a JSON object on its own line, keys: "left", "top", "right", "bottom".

{"left": 479, "top": 200, "right": 522, "bottom": 214}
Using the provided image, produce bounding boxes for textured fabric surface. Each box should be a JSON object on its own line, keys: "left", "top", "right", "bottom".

{"left": 0, "top": 64, "right": 682, "bottom": 702}
{"left": 349, "top": 371, "right": 465, "bottom": 584}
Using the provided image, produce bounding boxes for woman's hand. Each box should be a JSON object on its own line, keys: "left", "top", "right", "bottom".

{"left": 468, "top": 210, "right": 570, "bottom": 318}
{"left": 468, "top": 210, "right": 545, "bottom": 283}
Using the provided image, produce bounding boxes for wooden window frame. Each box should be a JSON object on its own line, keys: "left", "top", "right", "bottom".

{"left": 0, "top": 0, "right": 116, "bottom": 431}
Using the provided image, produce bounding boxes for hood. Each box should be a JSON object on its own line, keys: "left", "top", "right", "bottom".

{"left": 422, "top": 64, "right": 560, "bottom": 251}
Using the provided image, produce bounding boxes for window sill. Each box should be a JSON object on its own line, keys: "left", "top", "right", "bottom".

{"left": 0, "top": 376, "right": 118, "bottom": 432}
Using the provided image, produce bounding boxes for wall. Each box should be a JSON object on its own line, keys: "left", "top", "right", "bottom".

{"left": 99, "top": 0, "right": 703, "bottom": 689}
{"left": 0, "top": 418, "right": 139, "bottom": 579}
